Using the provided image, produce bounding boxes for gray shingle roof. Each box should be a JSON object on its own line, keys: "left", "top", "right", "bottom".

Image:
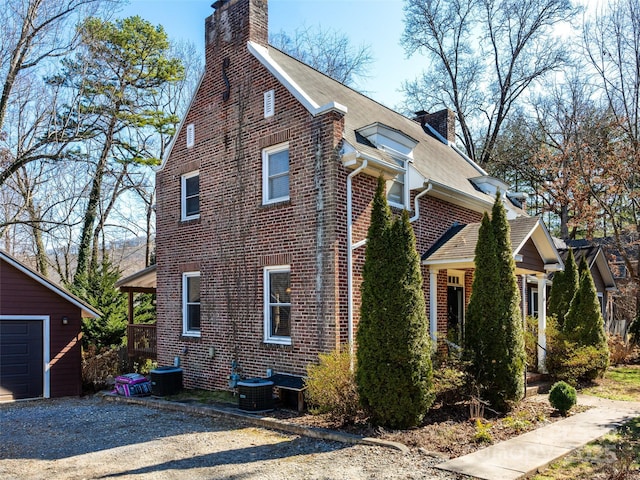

{"left": 266, "top": 47, "right": 494, "bottom": 205}
{"left": 423, "top": 216, "right": 542, "bottom": 263}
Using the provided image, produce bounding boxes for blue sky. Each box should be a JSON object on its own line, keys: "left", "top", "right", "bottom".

{"left": 118, "top": 0, "right": 420, "bottom": 109}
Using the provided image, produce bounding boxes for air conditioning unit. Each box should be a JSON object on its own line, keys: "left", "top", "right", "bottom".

{"left": 237, "top": 378, "right": 274, "bottom": 412}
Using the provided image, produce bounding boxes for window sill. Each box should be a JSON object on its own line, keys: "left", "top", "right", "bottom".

{"left": 180, "top": 334, "right": 201, "bottom": 342}
{"left": 260, "top": 199, "right": 291, "bottom": 209}
{"left": 180, "top": 216, "right": 201, "bottom": 225}
{"left": 262, "top": 339, "right": 292, "bottom": 349}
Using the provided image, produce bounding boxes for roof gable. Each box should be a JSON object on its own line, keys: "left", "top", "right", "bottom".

{"left": 0, "top": 250, "right": 100, "bottom": 318}
{"left": 422, "top": 217, "right": 562, "bottom": 274}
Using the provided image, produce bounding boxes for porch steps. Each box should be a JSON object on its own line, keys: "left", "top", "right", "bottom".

{"left": 525, "top": 372, "right": 551, "bottom": 397}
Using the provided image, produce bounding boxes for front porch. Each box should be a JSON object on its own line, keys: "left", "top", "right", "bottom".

{"left": 422, "top": 216, "right": 564, "bottom": 372}
{"left": 115, "top": 265, "right": 158, "bottom": 360}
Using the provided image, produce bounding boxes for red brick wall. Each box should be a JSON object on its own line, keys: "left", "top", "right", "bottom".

{"left": 156, "top": 0, "right": 485, "bottom": 390}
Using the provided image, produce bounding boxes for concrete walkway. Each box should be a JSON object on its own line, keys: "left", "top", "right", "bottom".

{"left": 436, "top": 395, "right": 640, "bottom": 480}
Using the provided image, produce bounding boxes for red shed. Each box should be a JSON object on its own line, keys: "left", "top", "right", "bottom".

{"left": 0, "top": 250, "right": 100, "bottom": 401}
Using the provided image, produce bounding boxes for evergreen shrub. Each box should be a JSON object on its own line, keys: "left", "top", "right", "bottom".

{"left": 548, "top": 381, "right": 577, "bottom": 415}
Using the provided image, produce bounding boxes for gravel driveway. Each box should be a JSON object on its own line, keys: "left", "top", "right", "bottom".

{"left": 0, "top": 396, "right": 462, "bottom": 480}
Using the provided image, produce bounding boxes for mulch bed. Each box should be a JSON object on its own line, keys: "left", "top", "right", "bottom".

{"left": 269, "top": 397, "right": 588, "bottom": 458}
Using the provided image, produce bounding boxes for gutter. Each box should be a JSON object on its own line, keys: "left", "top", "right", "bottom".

{"left": 409, "top": 181, "right": 432, "bottom": 223}
{"left": 346, "top": 159, "right": 368, "bottom": 362}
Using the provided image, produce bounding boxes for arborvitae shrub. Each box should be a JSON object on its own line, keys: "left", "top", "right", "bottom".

{"left": 305, "top": 348, "right": 359, "bottom": 424}
{"left": 549, "top": 381, "right": 577, "bottom": 415}
{"left": 356, "top": 179, "right": 433, "bottom": 429}
{"left": 547, "top": 249, "right": 579, "bottom": 329}
{"left": 464, "top": 194, "right": 525, "bottom": 412}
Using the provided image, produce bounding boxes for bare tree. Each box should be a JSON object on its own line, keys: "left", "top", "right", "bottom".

{"left": 270, "top": 24, "right": 373, "bottom": 88}
{"left": 584, "top": 0, "right": 640, "bottom": 327}
{"left": 0, "top": 0, "right": 116, "bottom": 175}
{"left": 401, "top": 0, "right": 578, "bottom": 166}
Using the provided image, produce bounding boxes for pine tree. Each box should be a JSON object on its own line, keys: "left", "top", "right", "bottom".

{"left": 548, "top": 248, "right": 579, "bottom": 328}
{"left": 71, "top": 257, "right": 127, "bottom": 350}
{"left": 356, "top": 178, "right": 434, "bottom": 428}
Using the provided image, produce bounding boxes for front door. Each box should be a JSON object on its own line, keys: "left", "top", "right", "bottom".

{"left": 447, "top": 286, "right": 464, "bottom": 345}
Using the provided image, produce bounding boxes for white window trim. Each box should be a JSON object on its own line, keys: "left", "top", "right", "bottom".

{"left": 263, "top": 265, "right": 292, "bottom": 345}
{"left": 262, "top": 142, "right": 290, "bottom": 205}
{"left": 181, "top": 170, "right": 200, "bottom": 221}
{"left": 182, "top": 271, "right": 201, "bottom": 337}
{"left": 388, "top": 157, "right": 409, "bottom": 210}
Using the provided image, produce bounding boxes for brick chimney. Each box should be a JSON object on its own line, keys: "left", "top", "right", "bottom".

{"left": 205, "top": 0, "right": 268, "bottom": 65}
{"left": 414, "top": 109, "right": 456, "bottom": 145}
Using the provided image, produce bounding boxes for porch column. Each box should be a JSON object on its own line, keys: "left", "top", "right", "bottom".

{"left": 521, "top": 275, "right": 527, "bottom": 323}
{"left": 429, "top": 269, "right": 439, "bottom": 346}
{"left": 536, "top": 273, "right": 547, "bottom": 373}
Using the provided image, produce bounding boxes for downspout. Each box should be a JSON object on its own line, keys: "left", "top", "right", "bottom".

{"left": 409, "top": 181, "right": 432, "bottom": 223}
{"left": 347, "top": 159, "right": 368, "bottom": 363}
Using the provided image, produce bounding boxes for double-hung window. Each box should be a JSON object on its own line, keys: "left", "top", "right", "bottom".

{"left": 388, "top": 157, "right": 408, "bottom": 209}
{"left": 264, "top": 266, "right": 291, "bottom": 344}
{"left": 262, "top": 143, "right": 289, "bottom": 204}
{"left": 181, "top": 171, "right": 200, "bottom": 220}
{"left": 182, "top": 272, "right": 201, "bottom": 336}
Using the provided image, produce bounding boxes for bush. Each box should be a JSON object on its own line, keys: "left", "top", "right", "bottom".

{"left": 546, "top": 319, "right": 609, "bottom": 385}
{"left": 524, "top": 315, "right": 538, "bottom": 371}
{"left": 82, "top": 345, "right": 122, "bottom": 392}
{"left": 608, "top": 334, "right": 634, "bottom": 365}
{"left": 433, "top": 358, "right": 469, "bottom": 405}
{"left": 305, "top": 348, "right": 359, "bottom": 424}
{"left": 549, "top": 381, "right": 577, "bottom": 415}
{"left": 473, "top": 418, "right": 493, "bottom": 443}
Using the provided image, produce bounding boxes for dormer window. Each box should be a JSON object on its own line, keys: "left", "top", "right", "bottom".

{"left": 388, "top": 157, "right": 408, "bottom": 209}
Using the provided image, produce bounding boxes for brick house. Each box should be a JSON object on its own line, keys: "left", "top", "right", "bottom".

{"left": 154, "top": 0, "right": 563, "bottom": 390}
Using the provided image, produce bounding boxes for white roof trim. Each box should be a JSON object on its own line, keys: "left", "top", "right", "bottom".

{"left": 248, "top": 41, "right": 348, "bottom": 117}
{"left": 157, "top": 70, "right": 206, "bottom": 172}
{"left": 1, "top": 251, "right": 101, "bottom": 318}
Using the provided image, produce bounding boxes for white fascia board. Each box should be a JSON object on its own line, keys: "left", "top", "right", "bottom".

{"left": 341, "top": 150, "right": 404, "bottom": 180}
{"left": 1, "top": 253, "right": 101, "bottom": 318}
{"left": 248, "top": 41, "right": 347, "bottom": 117}
{"left": 428, "top": 180, "right": 493, "bottom": 213}
{"left": 422, "top": 257, "right": 475, "bottom": 266}
{"left": 156, "top": 70, "right": 205, "bottom": 172}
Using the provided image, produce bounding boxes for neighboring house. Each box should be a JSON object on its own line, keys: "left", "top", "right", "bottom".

{"left": 565, "top": 237, "right": 636, "bottom": 336}
{"left": 0, "top": 250, "right": 100, "bottom": 401}
{"left": 154, "top": 0, "right": 563, "bottom": 390}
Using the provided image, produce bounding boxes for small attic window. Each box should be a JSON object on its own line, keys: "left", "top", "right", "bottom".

{"left": 186, "top": 123, "right": 195, "bottom": 148}
{"left": 264, "top": 90, "right": 275, "bottom": 118}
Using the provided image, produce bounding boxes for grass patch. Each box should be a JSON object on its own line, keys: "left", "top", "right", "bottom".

{"left": 582, "top": 365, "right": 640, "bottom": 402}
{"left": 532, "top": 416, "right": 640, "bottom": 479}
{"left": 167, "top": 389, "right": 237, "bottom": 405}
